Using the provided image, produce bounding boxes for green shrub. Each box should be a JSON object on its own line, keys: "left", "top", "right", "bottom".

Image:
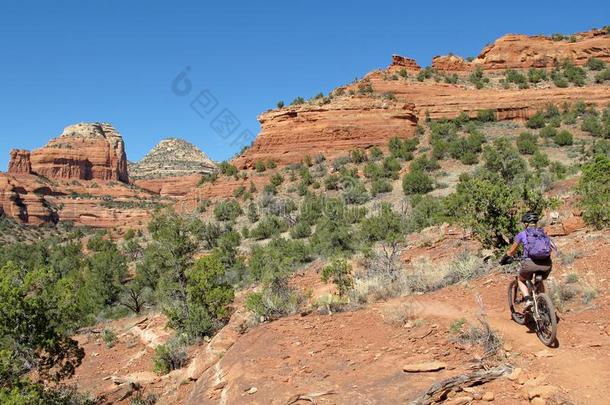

{"left": 276, "top": 100, "right": 284, "bottom": 108}
{"left": 291, "top": 96, "right": 305, "bottom": 105}
{"left": 410, "top": 155, "right": 440, "bottom": 172}
{"left": 247, "top": 202, "right": 259, "bottom": 223}
{"left": 359, "top": 203, "right": 405, "bottom": 244}
{"left": 551, "top": 68, "right": 569, "bottom": 87}
{"left": 594, "top": 68, "right": 610, "bottom": 83}
{"left": 218, "top": 161, "right": 238, "bottom": 176}
{"left": 213, "top": 200, "right": 242, "bottom": 222}
{"left": 528, "top": 68, "right": 548, "bottom": 83}
{"left": 530, "top": 151, "right": 550, "bottom": 171}
{"left": 586, "top": 57, "right": 606, "bottom": 71}
{"left": 516, "top": 132, "right": 538, "bottom": 155}
{"left": 582, "top": 114, "right": 603, "bottom": 137}
{"left": 446, "top": 173, "right": 520, "bottom": 248}
{"left": 476, "top": 109, "right": 496, "bottom": 122}
{"left": 402, "top": 170, "right": 434, "bottom": 195}
{"left": 369, "top": 146, "right": 384, "bottom": 160}
{"left": 469, "top": 67, "right": 489, "bottom": 89}
{"left": 153, "top": 339, "right": 187, "bottom": 375}
{"left": 417, "top": 66, "right": 435, "bottom": 81}
{"left": 289, "top": 221, "right": 311, "bottom": 239}
{"left": 482, "top": 138, "right": 526, "bottom": 181}
{"left": 460, "top": 151, "right": 478, "bottom": 165}
{"left": 251, "top": 215, "right": 288, "bottom": 240}
{"left": 321, "top": 258, "right": 354, "bottom": 297}
{"left": 363, "top": 162, "right": 383, "bottom": 179}
{"left": 270, "top": 173, "right": 284, "bottom": 188}
{"left": 358, "top": 82, "right": 374, "bottom": 94}
{"left": 562, "top": 61, "right": 587, "bottom": 86}
{"left": 342, "top": 179, "right": 369, "bottom": 205}
{"left": 245, "top": 240, "right": 304, "bottom": 319}
{"left": 539, "top": 126, "right": 557, "bottom": 139}
{"left": 350, "top": 148, "right": 367, "bottom": 163}
{"left": 370, "top": 178, "right": 393, "bottom": 196}
{"left": 198, "top": 172, "right": 218, "bottom": 185}
{"left": 102, "top": 327, "right": 117, "bottom": 348}
{"left": 388, "top": 137, "right": 418, "bottom": 160}
{"left": 255, "top": 161, "right": 266, "bottom": 172}
{"left": 404, "top": 195, "right": 447, "bottom": 233}
{"left": 505, "top": 69, "right": 528, "bottom": 86}
{"left": 324, "top": 173, "right": 340, "bottom": 190}
{"left": 554, "top": 130, "right": 574, "bottom": 146}
{"left": 577, "top": 155, "right": 610, "bottom": 228}
{"left": 549, "top": 161, "right": 567, "bottom": 179}
{"left": 526, "top": 112, "right": 546, "bottom": 129}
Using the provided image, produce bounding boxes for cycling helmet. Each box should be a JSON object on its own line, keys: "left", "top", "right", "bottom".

{"left": 521, "top": 212, "right": 538, "bottom": 224}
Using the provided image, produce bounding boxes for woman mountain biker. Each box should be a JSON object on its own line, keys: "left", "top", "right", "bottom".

{"left": 500, "top": 212, "right": 554, "bottom": 309}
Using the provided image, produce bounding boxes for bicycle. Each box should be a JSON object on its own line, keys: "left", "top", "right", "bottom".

{"left": 505, "top": 257, "right": 557, "bottom": 347}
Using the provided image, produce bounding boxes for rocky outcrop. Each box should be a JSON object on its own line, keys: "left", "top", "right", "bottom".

{"left": 390, "top": 54, "right": 421, "bottom": 71}
{"left": 432, "top": 54, "right": 471, "bottom": 71}
{"left": 234, "top": 97, "right": 418, "bottom": 168}
{"left": 8, "top": 149, "right": 32, "bottom": 174}
{"left": 473, "top": 29, "right": 610, "bottom": 70}
{"left": 29, "top": 122, "right": 129, "bottom": 182}
{"left": 129, "top": 138, "right": 216, "bottom": 179}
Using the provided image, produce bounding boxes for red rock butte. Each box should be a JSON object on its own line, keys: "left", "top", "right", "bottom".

{"left": 8, "top": 122, "right": 129, "bottom": 183}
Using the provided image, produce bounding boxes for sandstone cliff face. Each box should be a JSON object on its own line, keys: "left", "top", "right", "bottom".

{"left": 473, "top": 29, "right": 610, "bottom": 70}
{"left": 29, "top": 123, "right": 129, "bottom": 182}
{"left": 234, "top": 97, "right": 418, "bottom": 168}
{"left": 432, "top": 54, "right": 470, "bottom": 71}
{"left": 8, "top": 149, "right": 32, "bottom": 174}
{"left": 129, "top": 138, "right": 216, "bottom": 179}
{"left": 390, "top": 54, "right": 421, "bottom": 71}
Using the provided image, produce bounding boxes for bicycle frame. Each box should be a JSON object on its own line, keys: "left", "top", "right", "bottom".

{"left": 524, "top": 273, "right": 545, "bottom": 321}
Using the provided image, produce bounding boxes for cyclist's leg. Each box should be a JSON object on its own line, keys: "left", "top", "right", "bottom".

{"left": 518, "top": 259, "right": 536, "bottom": 299}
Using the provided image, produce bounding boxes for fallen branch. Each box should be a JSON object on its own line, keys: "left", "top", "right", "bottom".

{"left": 411, "top": 363, "right": 513, "bottom": 405}
{"left": 285, "top": 390, "right": 336, "bottom": 404}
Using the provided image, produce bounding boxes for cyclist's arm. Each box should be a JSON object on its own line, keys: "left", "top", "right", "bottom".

{"left": 500, "top": 239, "right": 521, "bottom": 265}
{"left": 507, "top": 241, "right": 520, "bottom": 257}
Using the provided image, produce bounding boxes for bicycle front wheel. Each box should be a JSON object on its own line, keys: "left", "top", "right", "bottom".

{"left": 535, "top": 293, "right": 557, "bottom": 346}
{"left": 508, "top": 279, "right": 527, "bottom": 325}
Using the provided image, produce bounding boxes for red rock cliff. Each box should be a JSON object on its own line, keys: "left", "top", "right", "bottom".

{"left": 234, "top": 29, "right": 610, "bottom": 167}
{"left": 29, "top": 122, "right": 129, "bottom": 182}
{"left": 8, "top": 149, "right": 32, "bottom": 174}
{"left": 234, "top": 97, "right": 418, "bottom": 168}
{"left": 473, "top": 29, "right": 610, "bottom": 69}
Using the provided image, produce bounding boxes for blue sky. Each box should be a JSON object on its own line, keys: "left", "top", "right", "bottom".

{"left": 1, "top": 1, "right": 609, "bottom": 170}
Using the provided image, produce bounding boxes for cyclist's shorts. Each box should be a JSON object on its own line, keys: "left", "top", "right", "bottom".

{"left": 520, "top": 257, "right": 552, "bottom": 280}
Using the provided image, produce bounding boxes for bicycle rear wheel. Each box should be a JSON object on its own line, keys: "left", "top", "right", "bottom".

{"left": 534, "top": 293, "right": 557, "bottom": 346}
{"left": 508, "top": 279, "right": 527, "bottom": 325}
